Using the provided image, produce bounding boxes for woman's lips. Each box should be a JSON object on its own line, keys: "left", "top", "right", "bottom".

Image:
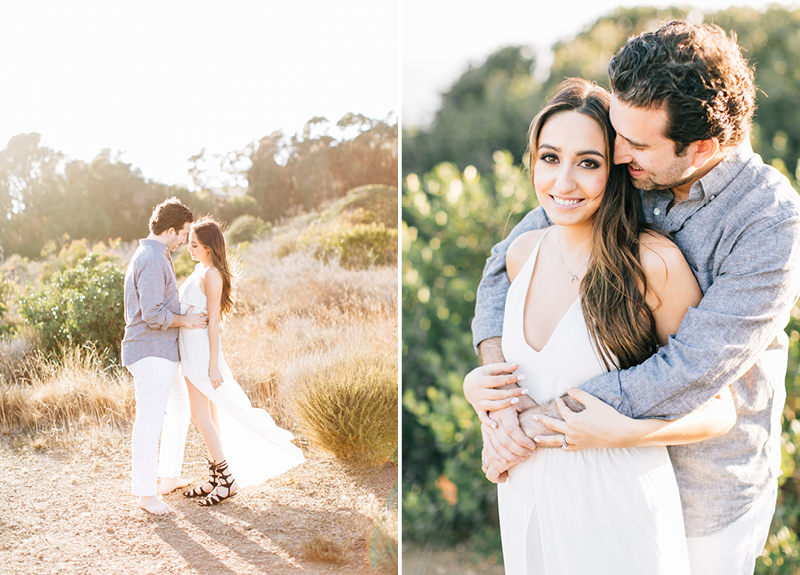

{"left": 550, "top": 195, "right": 583, "bottom": 208}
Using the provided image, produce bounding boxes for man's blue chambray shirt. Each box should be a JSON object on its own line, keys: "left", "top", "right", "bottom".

{"left": 121, "top": 239, "right": 181, "bottom": 367}
{"left": 471, "top": 142, "right": 800, "bottom": 537}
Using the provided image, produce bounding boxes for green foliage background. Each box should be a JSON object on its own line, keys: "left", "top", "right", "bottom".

{"left": 402, "top": 6, "right": 800, "bottom": 572}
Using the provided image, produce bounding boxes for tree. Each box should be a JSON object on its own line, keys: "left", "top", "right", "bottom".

{"left": 247, "top": 131, "right": 294, "bottom": 221}
{"left": 403, "top": 47, "right": 544, "bottom": 178}
{"left": 0, "top": 133, "right": 65, "bottom": 257}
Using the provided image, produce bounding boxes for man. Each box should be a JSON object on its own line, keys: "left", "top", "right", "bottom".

{"left": 467, "top": 22, "right": 800, "bottom": 574}
{"left": 122, "top": 197, "right": 207, "bottom": 516}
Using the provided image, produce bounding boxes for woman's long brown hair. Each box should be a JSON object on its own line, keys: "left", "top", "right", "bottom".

{"left": 526, "top": 78, "right": 659, "bottom": 370}
{"left": 193, "top": 216, "right": 238, "bottom": 320}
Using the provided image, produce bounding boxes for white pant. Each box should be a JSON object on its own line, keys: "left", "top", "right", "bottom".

{"left": 127, "top": 357, "right": 191, "bottom": 496}
{"left": 686, "top": 481, "right": 778, "bottom": 575}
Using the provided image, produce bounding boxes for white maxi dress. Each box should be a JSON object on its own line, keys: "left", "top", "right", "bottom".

{"left": 497, "top": 231, "right": 690, "bottom": 574}
{"left": 178, "top": 263, "right": 305, "bottom": 487}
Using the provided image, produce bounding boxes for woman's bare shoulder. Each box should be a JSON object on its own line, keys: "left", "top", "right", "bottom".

{"left": 638, "top": 230, "right": 700, "bottom": 308}
{"left": 201, "top": 266, "right": 223, "bottom": 289}
{"left": 507, "top": 227, "right": 549, "bottom": 282}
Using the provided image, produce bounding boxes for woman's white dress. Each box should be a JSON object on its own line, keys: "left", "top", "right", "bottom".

{"left": 178, "top": 263, "right": 305, "bottom": 488}
{"left": 498, "top": 231, "right": 690, "bottom": 574}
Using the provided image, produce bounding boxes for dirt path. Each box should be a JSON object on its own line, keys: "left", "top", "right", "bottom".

{"left": 401, "top": 545, "right": 504, "bottom": 575}
{"left": 1, "top": 432, "right": 397, "bottom": 575}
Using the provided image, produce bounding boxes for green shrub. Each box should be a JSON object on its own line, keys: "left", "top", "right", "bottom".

{"left": 18, "top": 254, "right": 125, "bottom": 360}
{"left": 340, "top": 185, "right": 398, "bottom": 228}
{"left": 402, "top": 157, "right": 531, "bottom": 545}
{"left": 313, "top": 223, "right": 397, "bottom": 269}
{"left": 226, "top": 214, "right": 272, "bottom": 244}
{"left": 0, "top": 278, "right": 13, "bottom": 336}
{"left": 282, "top": 343, "right": 397, "bottom": 465}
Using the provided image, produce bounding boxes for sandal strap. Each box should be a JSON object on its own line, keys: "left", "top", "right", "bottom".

{"left": 182, "top": 459, "right": 219, "bottom": 498}
{"left": 198, "top": 460, "right": 237, "bottom": 506}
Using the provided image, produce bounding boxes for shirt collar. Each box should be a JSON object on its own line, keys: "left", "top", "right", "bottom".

{"left": 690, "top": 140, "right": 755, "bottom": 201}
{"left": 139, "top": 238, "right": 169, "bottom": 254}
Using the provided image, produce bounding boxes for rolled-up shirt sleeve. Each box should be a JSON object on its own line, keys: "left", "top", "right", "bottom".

{"left": 472, "top": 207, "right": 551, "bottom": 350}
{"left": 136, "top": 258, "right": 175, "bottom": 331}
{"left": 583, "top": 213, "right": 800, "bottom": 419}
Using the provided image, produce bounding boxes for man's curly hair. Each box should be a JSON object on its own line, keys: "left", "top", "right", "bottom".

{"left": 609, "top": 21, "right": 756, "bottom": 155}
{"left": 149, "top": 197, "right": 193, "bottom": 235}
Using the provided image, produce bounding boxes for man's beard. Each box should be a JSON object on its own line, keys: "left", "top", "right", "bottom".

{"left": 634, "top": 172, "right": 695, "bottom": 192}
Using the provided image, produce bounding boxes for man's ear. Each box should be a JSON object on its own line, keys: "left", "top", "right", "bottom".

{"left": 690, "top": 138, "right": 720, "bottom": 168}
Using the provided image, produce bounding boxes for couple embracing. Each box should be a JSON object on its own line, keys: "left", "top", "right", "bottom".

{"left": 121, "top": 198, "right": 304, "bottom": 516}
{"left": 465, "top": 22, "right": 800, "bottom": 574}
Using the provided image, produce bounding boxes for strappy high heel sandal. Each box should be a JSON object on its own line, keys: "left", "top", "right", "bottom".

{"left": 183, "top": 459, "right": 218, "bottom": 498}
{"left": 199, "top": 459, "right": 238, "bottom": 506}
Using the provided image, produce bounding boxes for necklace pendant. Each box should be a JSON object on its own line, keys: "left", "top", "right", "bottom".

{"left": 570, "top": 274, "right": 578, "bottom": 282}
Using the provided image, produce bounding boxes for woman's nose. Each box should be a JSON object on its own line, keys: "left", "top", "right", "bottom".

{"left": 553, "top": 166, "right": 576, "bottom": 193}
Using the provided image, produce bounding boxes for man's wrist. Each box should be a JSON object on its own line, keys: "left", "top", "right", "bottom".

{"left": 477, "top": 337, "right": 504, "bottom": 366}
{"left": 528, "top": 400, "right": 559, "bottom": 418}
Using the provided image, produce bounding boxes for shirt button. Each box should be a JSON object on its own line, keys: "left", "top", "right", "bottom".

{"left": 709, "top": 195, "right": 716, "bottom": 200}
{"left": 653, "top": 208, "right": 662, "bottom": 216}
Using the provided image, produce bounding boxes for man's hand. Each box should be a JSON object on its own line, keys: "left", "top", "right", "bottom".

{"left": 519, "top": 407, "right": 554, "bottom": 439}
{"left": 177, "top": 310, "right": 208, "bottom": 329}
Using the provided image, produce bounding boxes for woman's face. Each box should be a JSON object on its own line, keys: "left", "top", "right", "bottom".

{"left": 187, "top": 230, "right": 211, "bottom": 262}
{"left": 533, "top": 110, "right": 609, "bottom": 230}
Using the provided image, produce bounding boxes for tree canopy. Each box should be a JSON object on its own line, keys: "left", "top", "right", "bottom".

{"left": 0, "top": 113, "right": 397, "bottom": 259}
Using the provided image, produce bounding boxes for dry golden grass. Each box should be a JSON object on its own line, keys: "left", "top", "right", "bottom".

{"left": 0, "top": 348, "right": 133, "bottom": 433}
{"left": 281, "top": 336, "right": 398, "bottom": 465}
{"left": 301, "top": 534, "right": 353, "bottom": 565}
{"left": 0, "top": 330, "right": 37, "bottom": 384}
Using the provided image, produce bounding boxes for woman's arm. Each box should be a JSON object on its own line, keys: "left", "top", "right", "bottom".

{"left": 200, "top": 268, "right": 225, "bottom": 389}
{"left": 528, "top": 385, "right": 736, "bottom": 449}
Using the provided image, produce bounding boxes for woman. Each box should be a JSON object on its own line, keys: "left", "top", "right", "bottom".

{"left": 179, "top": 217, "right": 304, "bottom": 506}
{"left": 464, "top": 79, "right": 736, "bottom": 573}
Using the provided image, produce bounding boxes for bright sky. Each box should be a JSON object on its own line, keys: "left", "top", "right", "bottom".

{"left": 402, "top": 0, "right": 799, "bottom": 127}
{"left": 0, "top": 0, "right": 399, "bottom": 188}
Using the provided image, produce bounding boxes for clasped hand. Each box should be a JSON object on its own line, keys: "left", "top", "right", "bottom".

{"left": 480, "top": 387, "right": 627, "bottom": 483}
{"left": 464, "top": 362, "right": 539, "bottom": 482}
{"left": 526, "top": 388, "right": 630, "bottom": 450}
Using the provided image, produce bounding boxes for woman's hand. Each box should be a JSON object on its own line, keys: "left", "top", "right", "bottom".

{"left": 463, "top": 363, "right": 533, "bottom": 426}
{"left": 209, "top": 365, "right": 224, "bottom": 389}
{"left": 531, "top": 387, "right": 633, "bottom": 451}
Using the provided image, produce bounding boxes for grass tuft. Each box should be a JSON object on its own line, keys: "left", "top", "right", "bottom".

{"left": 301, "top": 535, "right": 352, "bottom": 565}
{"left": 282, "top": 338, "right": 397, "bottom": 465}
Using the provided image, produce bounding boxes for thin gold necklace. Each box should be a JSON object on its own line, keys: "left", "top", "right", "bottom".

{"left": 556, "top": 228, "right": 590, "bottom": 282}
